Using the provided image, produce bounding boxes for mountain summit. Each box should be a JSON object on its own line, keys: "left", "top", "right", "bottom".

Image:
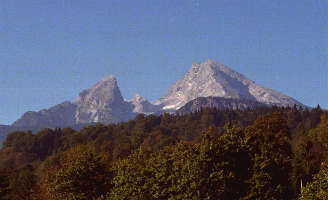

{"left": 155, "top": 59, "right": 301, "bottom": 110}
{"left": 9, "top": 60, "right": 303, "bottom": 128}
{"left": 3, "top": 60, "right": 302, "bottom": 130}
{"left": 129, "top": 94, "right": 161, "bottom": 114}
{"left": 0, "top": 59, "right": 305, "bottom": 146}
{"left": 75, "top": 75, "right": 135, "bottom": 124}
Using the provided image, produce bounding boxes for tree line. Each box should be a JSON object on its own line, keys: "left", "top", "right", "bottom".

{"left": 0, "top": 105, "right": 327, "bottom": 199}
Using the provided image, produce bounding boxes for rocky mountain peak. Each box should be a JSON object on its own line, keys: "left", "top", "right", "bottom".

{"left": 156, "top": 59, "right": 301, "bottom": 110}
{"left": 133, "top": 94, "right": 144, "bottom": 103}
{"left": 75, "top": 75, "right": 133, "bottom": 124}
{"left": 100, "top": 75, "right": 116, "bottom": 82}
{"left": 129, "top": 94, "right": 162, "bottom": 114}
{"left": 0, "top": 60, "right": 306, "bottom": 147}
{"left": 189, "top": 59, "right": 250, "bottom": 83}
{"left": 75, "top": 75, "right": 123, "bottom": 106}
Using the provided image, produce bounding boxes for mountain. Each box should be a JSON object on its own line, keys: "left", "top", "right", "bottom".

{"left": 0, "top": 59, "right": 305, "bottom": 146}
{"left": 0, "top": 76, "right": 137, "bottom": 146}
{"left": 5, "top": 76, "right": 136, "bottom": 133}
{"left": 12, "top": 101, "right": 77, "bottom": 128}
{"left": 0, "top": 125, "right": 12, "bottom": 146}
{"left": 75, "top": 76, "right": 136, "bottom": 124}
{"left": 128, "top": 94, "right": 162, "bottom": 115}
{"left": 12, "top": 76, "right": 138, "bottom": 128}
{"left": 154, "top": 59, "right": 302, "bottom": 110}
{"left": 177, "top": 96, "right": 268, "bottom": 115}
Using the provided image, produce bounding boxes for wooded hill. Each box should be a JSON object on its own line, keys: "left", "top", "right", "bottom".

{"left": 0, "top": 105, "right": 327, "bottom": 199}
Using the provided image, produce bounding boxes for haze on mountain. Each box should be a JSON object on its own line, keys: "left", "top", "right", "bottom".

{"left": 0, "top": 59, "right": 304, "bottom": 145}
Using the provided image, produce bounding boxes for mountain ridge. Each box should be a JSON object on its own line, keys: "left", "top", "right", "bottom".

{"left": 177, "top": 96, "right": 269, "bottom": 115}
{"left": 155, "top": 59, "right": 302, "bottom": 110}
{"left": 74, "top": 75, "right": 135, "bottom": 124}
{"left": 0, "top": 59, "right": 305, "bottom": 146}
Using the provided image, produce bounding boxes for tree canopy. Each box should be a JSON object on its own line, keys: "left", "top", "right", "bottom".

{"left": 0, "top": 105, "right": 326, "bottom": 199}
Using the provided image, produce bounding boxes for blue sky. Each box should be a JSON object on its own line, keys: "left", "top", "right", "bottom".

{"left": 0, "top": 0, "right": 327, "bottom": 125}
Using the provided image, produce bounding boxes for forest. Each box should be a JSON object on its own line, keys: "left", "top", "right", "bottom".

{"left": 0, "top": 105, "right": 327, "bottom": 200}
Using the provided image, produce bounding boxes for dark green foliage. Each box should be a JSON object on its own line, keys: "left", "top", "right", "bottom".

{"left": 0, "top": 106, "right": 326, "bottom": 199}
{"left": 244, "top": 113, "right": 293, "bottom": 199}
{"left": 292, "top": 136, "right": 323, "bottom": 195}
{"left": 299, "top": 161, "right": 328, "bottom": 200}
{"left": 0, "top": 170, "right": 9, "bottom": 199}
{"left": 109, "top": 119, "right": 294, "bottom": 199}
{"left": 0, "top": 165, "right": 36, "bottom": 200}
{"left": 44, "top": 145, "right": 111, "bottom": 200}
{"left": 3, "top": 131, "right": 35, "bottom": 152}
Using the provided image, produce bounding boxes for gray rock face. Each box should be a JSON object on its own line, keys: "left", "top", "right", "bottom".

{"left": 129, "top": 94, "right": 162, "bottom": 114}
{"left": 0, "top": 59, "right": 305, "bottom": 147}
{"left": 1, "top": 101, "right": 77, "bottom": 147}
{"left": 75, "top": 76, "right": 135, "bottom": 124}
{"left": 155, "top": 59, "right": 302, "bottom": 110}
{"left": 12, "top": 101, "right": 77, "bottom": 128}
{"left": 177, "top": 96, "right": 268, "bottom": 115}
{"left": 10, "top": 76, "right": 137, "bottom": 130}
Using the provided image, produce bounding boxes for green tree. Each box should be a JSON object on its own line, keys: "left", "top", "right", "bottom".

{"left": 3, "top": 165, "right": 36, "bottom": 200}
{"left": 44, "top": 145, "right": 111, "bottom": 200}
{"left": 311, "top": 112, "right": 328, "bottom": 151}
{"left": 299, "top": 161, "right": 328, "bottom": 200}
{"left": 110, "top": 147, "right": 153, "bottom": 199}
{"left": 244, "top": 113, "right": 293, "bottom": 200}
{"left": 110, "top": 126, "right": 252, "bottom": 200}
{"left": 0, "top": 171, "right": 9, "bottom": 199}
{"left": 292, "top": 137, "right": 322, "bottom": 195}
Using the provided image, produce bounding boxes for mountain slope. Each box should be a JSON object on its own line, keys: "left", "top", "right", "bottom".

{"left": 177, "top": 96, "right": 268, "bottom": 115}
{"left": 0, "top": 59, "right": 305, "bottom": 146}
{"left": 0, "top": 125, "right": 13, "bottom": 146}
{"left": 11, "top": 76, "right": 137, "bottom": 130}
{"left": 75, "top": 75, "right": 136, "bottom": 124}
{"left": 12, "top": 101, "right": 77, "bottom": 128}
{"left": 128, "top": 94, "right": 162, "bottom": 114}
{"left": 155, "top": 59, "right": 301, "bottom": 110}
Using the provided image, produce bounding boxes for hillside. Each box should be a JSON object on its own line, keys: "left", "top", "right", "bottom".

{"left": 0, "top": 106, "right": 326, "bottom": 199}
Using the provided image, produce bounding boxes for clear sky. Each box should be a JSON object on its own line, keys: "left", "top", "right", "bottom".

{"left": 0, "top": 0, "right": 327, "bottom": 125}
